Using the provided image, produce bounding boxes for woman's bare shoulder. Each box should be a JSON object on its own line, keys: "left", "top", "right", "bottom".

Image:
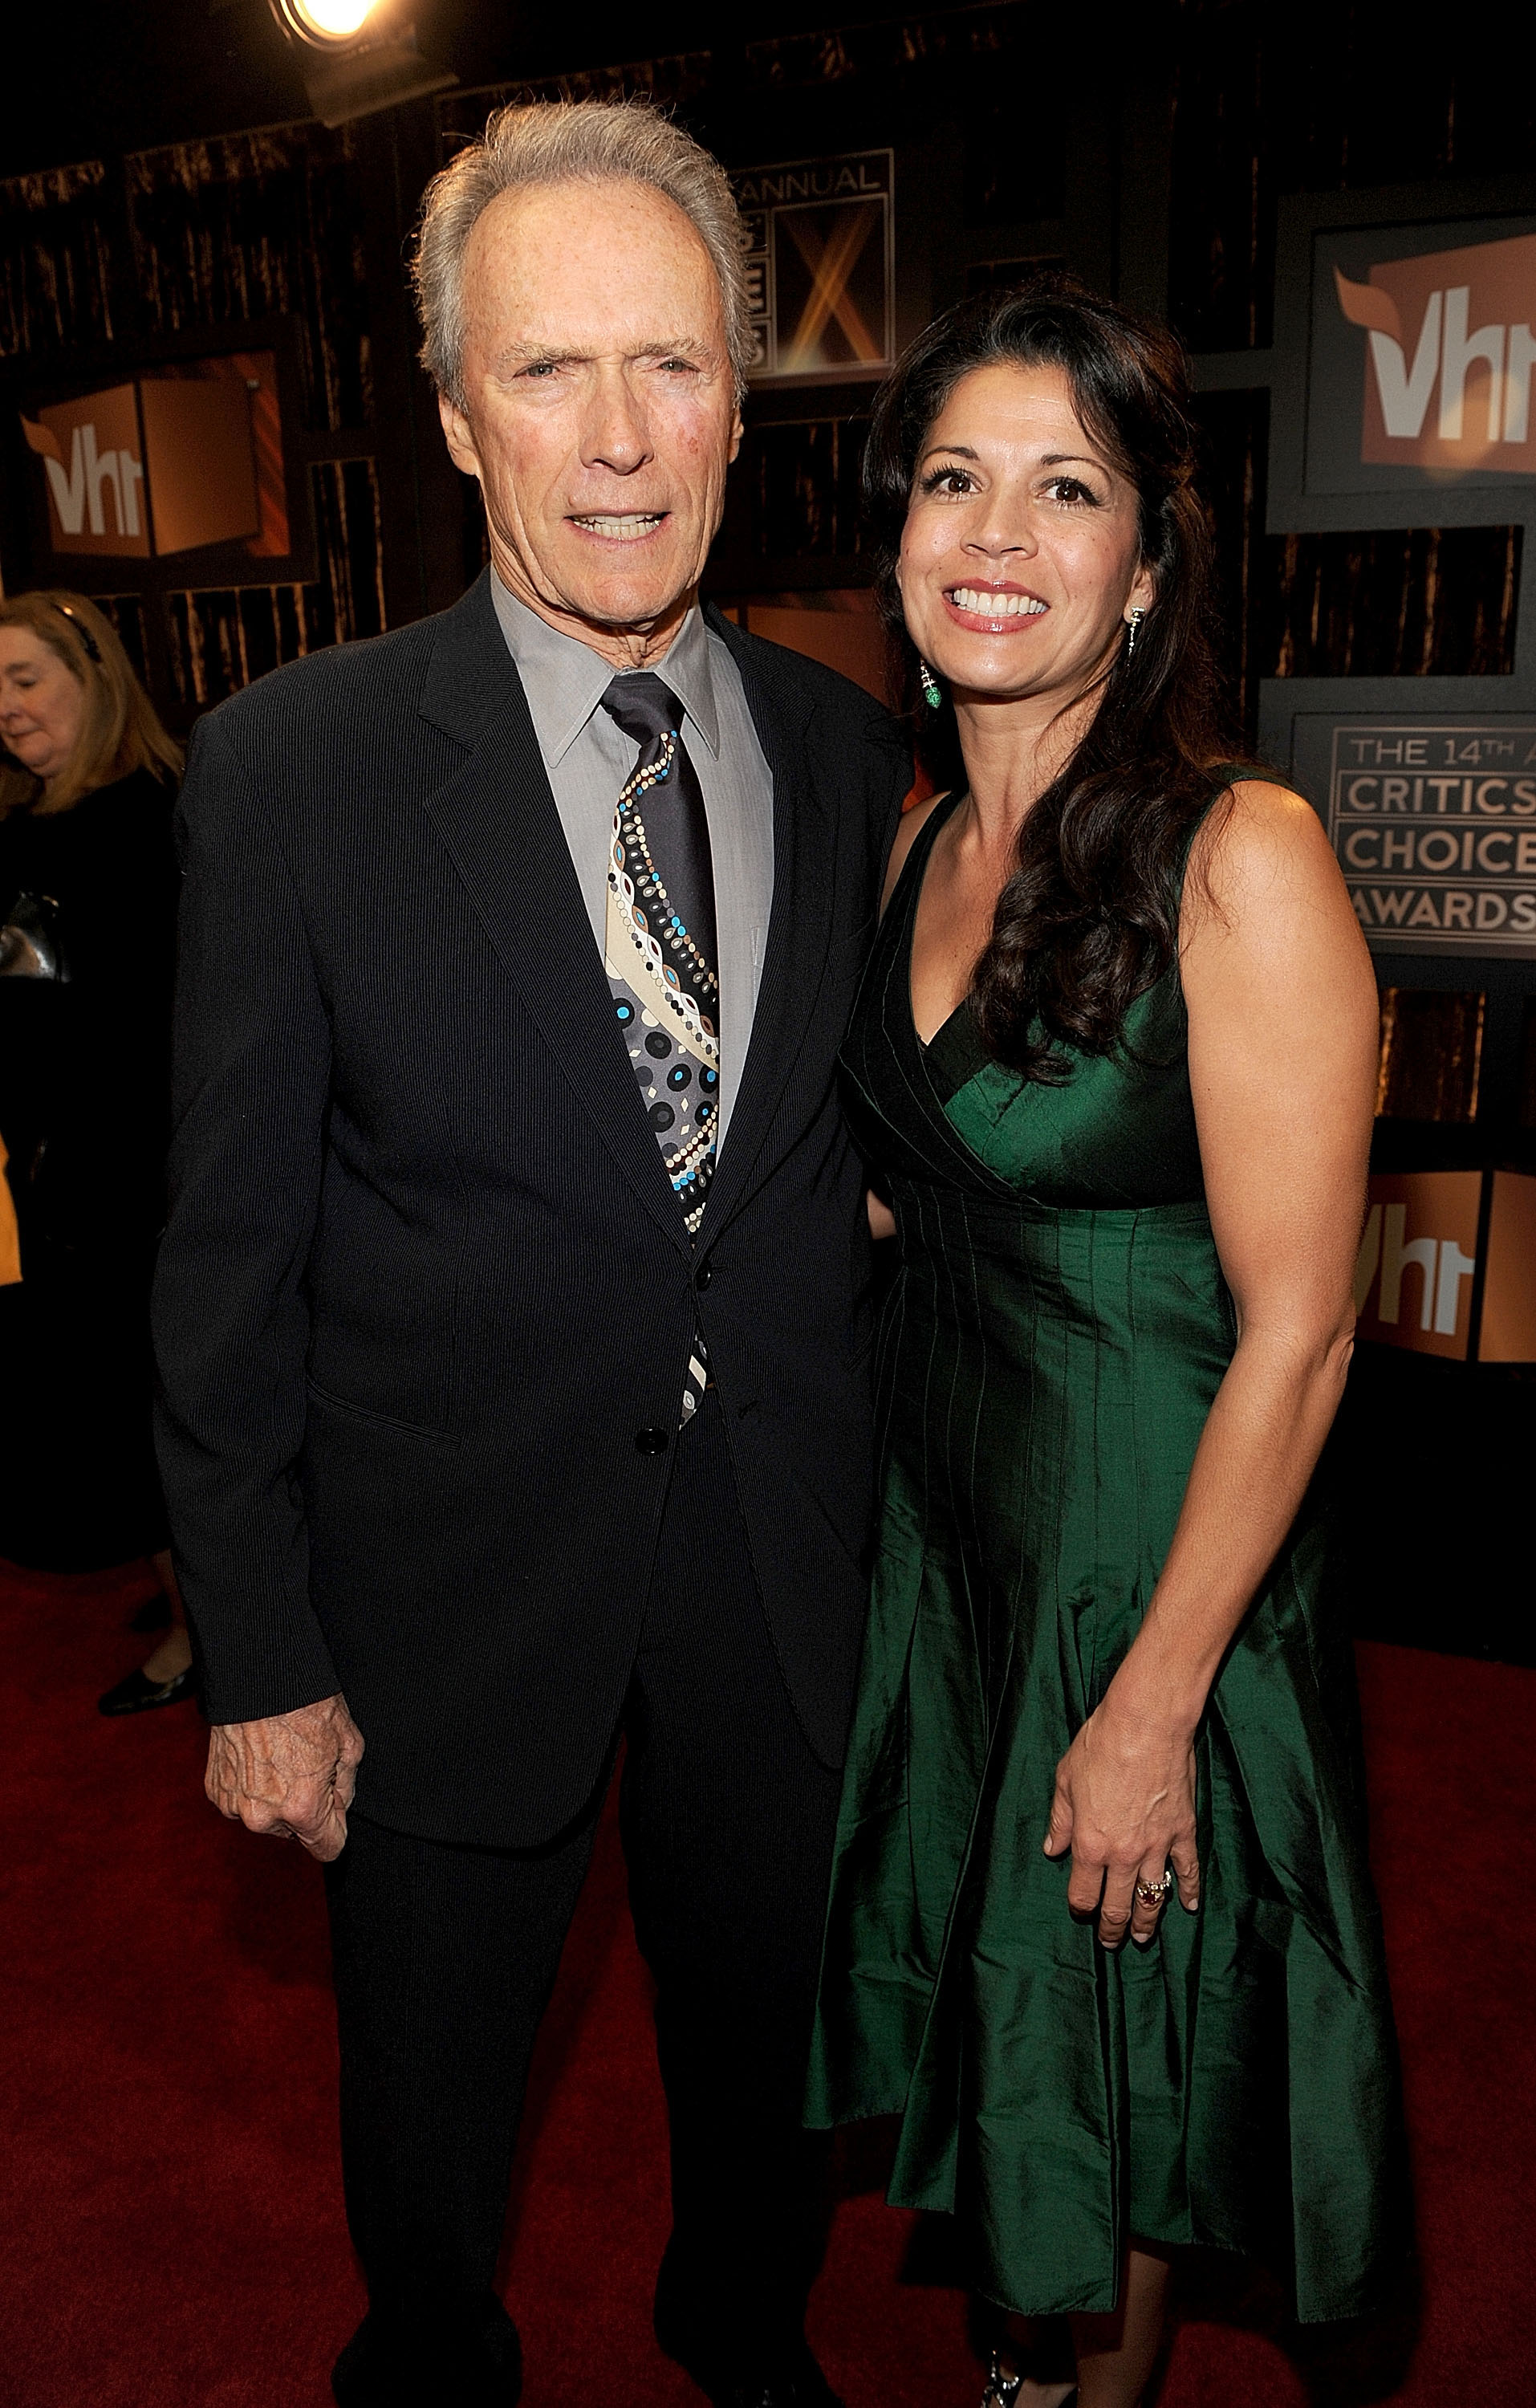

{"left": 880, "top": 788, "right": 952, "bottom": 916}
{"left": 1187, "top": 775, "right": 1342, "bottom": 922}
{"left": 1184, "top": 774, "right": 1373, "bottom": 1009}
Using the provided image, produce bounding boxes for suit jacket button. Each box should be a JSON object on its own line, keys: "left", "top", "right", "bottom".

{"left": 635, "top": 1426, "right": 669, "bottom": 1454}
{"left": 693, "top": 1261, "right": 712, "bottom": 1291}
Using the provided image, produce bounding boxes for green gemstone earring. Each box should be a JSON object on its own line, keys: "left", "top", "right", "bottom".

{"left": 919, "top": 659, "right": 943, "bottom": 710}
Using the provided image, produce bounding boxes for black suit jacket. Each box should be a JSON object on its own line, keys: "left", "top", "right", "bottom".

{"left": 152, "top": 574, "right": 908, "bottom": 1846}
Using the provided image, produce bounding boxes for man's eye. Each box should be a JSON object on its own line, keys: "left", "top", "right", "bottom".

{"left": 659, "top": 358, "right": 697, "bottom": 374}
{"left": 522, "top": 361, "right": 559, "bottom": 379}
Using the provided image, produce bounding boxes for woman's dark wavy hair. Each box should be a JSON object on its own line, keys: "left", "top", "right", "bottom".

{"left": 865, "top": 272, "right": 1238, "bottom": 1080}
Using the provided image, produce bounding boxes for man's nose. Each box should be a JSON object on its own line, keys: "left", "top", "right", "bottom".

{"left": 579, "top": 364, "right": 652, "bottom": 476}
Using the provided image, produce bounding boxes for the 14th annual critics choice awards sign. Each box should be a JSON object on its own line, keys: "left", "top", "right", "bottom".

{"left": 1327, "top": 720, "right": 1536, "bottom": 953}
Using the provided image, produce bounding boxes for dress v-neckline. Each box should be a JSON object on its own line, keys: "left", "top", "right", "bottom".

{"left": 897, "top": 790, "right": 971, "bottom": 1054}
{"left": 888, "top": 791, "right": 1003, "bottom": 1118}
{"left": 916, "top": 997, "right": 969, "bottom": 1056}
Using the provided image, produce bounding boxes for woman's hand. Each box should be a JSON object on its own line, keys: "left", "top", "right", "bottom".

{"left": 1043, "top": 1690, "right": 1201, "bottom": 1948}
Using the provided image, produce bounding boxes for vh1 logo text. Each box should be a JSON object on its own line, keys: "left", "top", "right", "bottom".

{"left": 1353, "top": 1172, "right": 1481, "bottom": 1361}
{"left": 1334, "top": 230, "right": 1536, "bottom": 475}
{"left": 19, "top": 364, "right": 272, "bottom": 562}
{"left": 1353, "top": 1169, "right": 1536, "bottom": 1365}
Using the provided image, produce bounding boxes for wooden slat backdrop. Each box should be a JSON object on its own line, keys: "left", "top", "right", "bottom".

{"left": 1, "top": 124, "right": 384, "bottom": 709}
{"left": 1, "top": 6, "right": 1531, "bottom": 1127}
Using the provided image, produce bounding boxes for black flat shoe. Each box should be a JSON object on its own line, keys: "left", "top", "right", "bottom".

{"left": 97, "top": 1665, "right": 197, "bottom": 1715}
{"left": 332, "top": 2299, "right": 522, "bottom": 2406}
{"left": 709, "top": 2377, "right": 845, "bottom": 2408}
{"left": 703, "top": 2344, "right": 845, "bottom": 2408}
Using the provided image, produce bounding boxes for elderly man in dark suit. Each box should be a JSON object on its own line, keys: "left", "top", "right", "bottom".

{"left": 152, "top": 96, "right": 907, "bottom": 2408}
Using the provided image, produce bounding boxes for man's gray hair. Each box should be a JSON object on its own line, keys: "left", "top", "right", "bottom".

{"left": 412, "top": 98, "right": 753, "bottom": 408}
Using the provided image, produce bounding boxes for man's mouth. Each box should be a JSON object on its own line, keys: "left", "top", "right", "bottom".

{"left": 945, "top": 584, "right": 1048, "bottom": 620}
{"left": 569, "top": 512, "right": 668, "bottom": 542}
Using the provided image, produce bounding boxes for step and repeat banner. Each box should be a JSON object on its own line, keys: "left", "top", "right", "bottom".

{"left": 1258, "top": 186, "right": 1536, "bottom": 974}
{"left": 1238, "top": 181, "right": 1536, "bottom": 1364}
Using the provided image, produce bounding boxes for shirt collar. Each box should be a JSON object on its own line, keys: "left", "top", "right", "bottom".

{"left": 490, "top": 573, "right": 720, "bottom": 767}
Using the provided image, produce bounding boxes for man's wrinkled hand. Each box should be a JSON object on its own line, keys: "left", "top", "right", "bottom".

{"left": 205, "top": 1694, "right": 365, "bottom": 1863}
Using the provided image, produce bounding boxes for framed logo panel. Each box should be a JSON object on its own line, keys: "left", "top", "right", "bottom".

{"left": 4, "top": 319, "right": 316, "bottom": 594}
{"left": 1292, "top": 714, "right": 1536, "bottom": 958}
{"left": 1305, "top": 215, "right": 1536, "bottom": 500}
{"left": 733, "top": 153, "right": 895, "bottom": 387}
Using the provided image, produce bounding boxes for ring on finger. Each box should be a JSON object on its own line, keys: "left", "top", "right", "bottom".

{"left": 1134, "top": 1869, "right": 1174, "bottom": 1907}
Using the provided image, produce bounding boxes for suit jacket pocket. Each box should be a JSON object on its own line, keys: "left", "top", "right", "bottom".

{"left": 305, "top": 1374, "right": 461, "bottom": 1445}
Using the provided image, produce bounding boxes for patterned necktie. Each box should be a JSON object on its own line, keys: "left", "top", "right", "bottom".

{"left": 600, "top": 673, "right": 721, "bottom": 1238}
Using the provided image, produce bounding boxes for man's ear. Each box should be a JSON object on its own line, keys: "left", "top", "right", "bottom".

{"left": 727, "top": 405, "right": 745, "bottom": 467}
{"left": 438, "top": 391, "right": 482, "bottom": 482}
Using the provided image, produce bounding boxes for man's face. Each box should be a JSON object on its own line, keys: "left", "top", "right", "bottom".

{"left": 439, "top": 177, "right": 742, "bottom": 664}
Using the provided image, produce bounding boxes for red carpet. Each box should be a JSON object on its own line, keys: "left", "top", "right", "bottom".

{"left": 1, "top": 1561, "right": 1531, "bottom": 2408}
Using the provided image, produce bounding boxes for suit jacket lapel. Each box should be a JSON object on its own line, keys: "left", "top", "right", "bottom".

{"left": 701, "top": 609, "right": 837, "bottom": 1236}
{"left": 416, "top": 576, "right": 690, "bottom": 1256}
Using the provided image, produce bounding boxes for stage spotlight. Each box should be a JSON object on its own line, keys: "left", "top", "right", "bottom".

{"left": 273, "top": 0, "right": 381, "bottom": 42}
{"left": 266, "top": 0, "right": 457, "bottom": 127}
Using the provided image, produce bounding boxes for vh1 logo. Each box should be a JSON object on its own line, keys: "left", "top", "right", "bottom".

{"left": 1353, "top": 1172, "right": 1479, "bottom": 1360}
{"left": 1353, "top": 1167, "right": 1536, "bottom": 1363}
{"left": 1334, "top": 231, "right": 1536, "bottom": 474}
{"left": 20, "top": 368, "right": 262, "bottom": 560}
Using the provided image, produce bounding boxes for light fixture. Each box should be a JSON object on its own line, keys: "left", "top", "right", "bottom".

{"left": 266, "top": 0, "right": 457, "bottom": 127}
{"left": 273, "top": 0, "right": 380, "bottom": 41}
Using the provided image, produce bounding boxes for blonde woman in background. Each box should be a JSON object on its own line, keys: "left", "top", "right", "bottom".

{"left": 0, "top": 591, "right": 189, "bottom": 1710}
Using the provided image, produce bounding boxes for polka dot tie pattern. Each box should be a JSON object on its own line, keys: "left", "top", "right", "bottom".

{"left": 600, "top": 673, "right": 721, "bottom": 1426}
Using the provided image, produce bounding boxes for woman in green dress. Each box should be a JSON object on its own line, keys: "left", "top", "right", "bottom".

{"left": 807, "top": 279, "right": 1408, "bottom": 2407}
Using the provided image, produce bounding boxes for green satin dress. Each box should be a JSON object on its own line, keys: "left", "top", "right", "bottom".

{"left": 807, "top": 792, "right": 1408, "bottom": 2324}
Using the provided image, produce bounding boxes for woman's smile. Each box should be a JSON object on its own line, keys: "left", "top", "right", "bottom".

{"left": 942, "top": 580, "right": 1050, "bottom": 632}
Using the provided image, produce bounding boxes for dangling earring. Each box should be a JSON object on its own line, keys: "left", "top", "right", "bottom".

{"left": 918, "top": 659, "right": 943, "bottom": 710}
{"left": 1124, "top": 606, "right": 1147, "bottom": 659}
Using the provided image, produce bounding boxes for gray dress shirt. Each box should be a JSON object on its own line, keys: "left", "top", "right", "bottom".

{"left": 490, "top": 576, "right": 774, "bottom": 1149}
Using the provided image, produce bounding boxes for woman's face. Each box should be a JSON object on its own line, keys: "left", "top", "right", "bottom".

{"left": 896, "top": 360, "right": 1156, "bottom": 708}
{"left": 0, "top": 628, "right": 88, "bottom": 784}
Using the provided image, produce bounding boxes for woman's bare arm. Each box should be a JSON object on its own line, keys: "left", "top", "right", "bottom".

{"left": 1044, "top": 781, "right": 1379, "bottom": 1947}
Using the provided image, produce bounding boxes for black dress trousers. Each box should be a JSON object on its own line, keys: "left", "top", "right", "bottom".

{"left": 323, "top": 1387, "right": 843, "bottom": 2374}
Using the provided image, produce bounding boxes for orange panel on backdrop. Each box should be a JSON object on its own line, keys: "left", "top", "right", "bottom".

{"left": 744, "top": 604, "right": 891, "bottom": 706}
{"left": 138, "top": 377, "right": 260, "bottom": 556}
{"left": 1477, "top": 1169, "right": 1536, "bottom": 1364}
{"left": 0, "top": 1138, "right": 21, "bottom": 1287}
{"left": 1354, "top": 1169, "right": 1482, "bottom": 1360}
